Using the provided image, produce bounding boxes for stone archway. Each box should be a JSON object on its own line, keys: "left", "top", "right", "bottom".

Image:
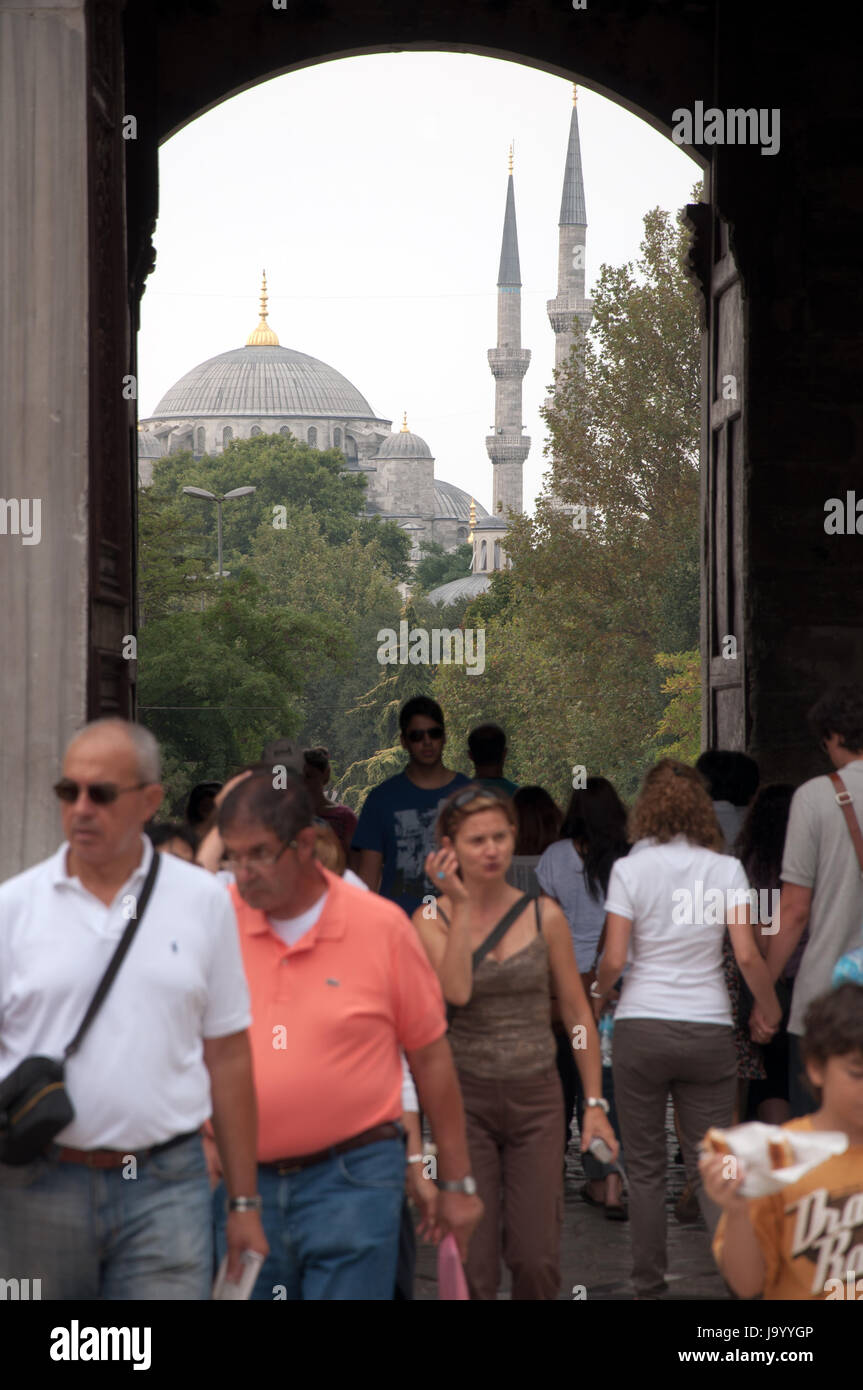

{"left": 2, "top": 0, "right": 860, "bottom": 877}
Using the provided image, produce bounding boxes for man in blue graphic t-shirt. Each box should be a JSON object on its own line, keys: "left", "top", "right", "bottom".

{"left": 352, "top": 697, "right": 470, "bottom": 915}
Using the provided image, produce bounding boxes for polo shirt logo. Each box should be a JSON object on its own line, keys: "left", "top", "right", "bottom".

{"left": 326, "top": 978, "right": 340, "bottom": 987}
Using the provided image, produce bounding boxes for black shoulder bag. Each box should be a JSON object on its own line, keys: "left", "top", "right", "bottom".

{"left": 445, "top": 892, "right": 534, "bottom": 1024}
{"left": 0, "top": 850, "right": 160, "bottom": 1166}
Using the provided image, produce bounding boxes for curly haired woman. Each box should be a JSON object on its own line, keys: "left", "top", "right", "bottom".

{"left": 592, "top": 759, "right": 781, "bottom": 1300}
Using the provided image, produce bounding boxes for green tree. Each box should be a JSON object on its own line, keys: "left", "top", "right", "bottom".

{"left": 248, "top": 506, "right": 405, "bottom": 780}
{"left": 333, "top": 602, "right": 436, "bottom": 810}
{"left": 412, "top": 541, "right": 473, "bottom": 594}
{"left": 432, "top": 193, "right": 703, "bottom": 800}
{"left": 148, "top": 433, "right": 410, "bottom": 579}
{"left": 138, "top": 569, "right": 334, "bottom": 804}
{"left": 645, "top": 649, "right": 701, "bottom": 763}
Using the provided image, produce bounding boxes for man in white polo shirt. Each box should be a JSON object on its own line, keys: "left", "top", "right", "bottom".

{"left": 0, "top": 718, "right": 266, "bottom": 1299}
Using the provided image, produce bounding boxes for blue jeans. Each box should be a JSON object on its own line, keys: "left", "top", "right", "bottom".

{"left": 0, "top": 1134, "right": 212, "bottom": 1300}
{"left": 213, "top": 1138, "right": 405, "bottom": 1301}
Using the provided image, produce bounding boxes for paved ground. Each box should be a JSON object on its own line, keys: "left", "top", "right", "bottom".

{"left": 414, "top": 1099, "right": 729, "bottom": 1301}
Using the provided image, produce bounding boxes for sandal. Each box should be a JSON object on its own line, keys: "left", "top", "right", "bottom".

{"left": 604, "top": 1200, "right": 629, "bottom": 1221}
{"left": 580, "top": 1183, "right": 605, "bottom": 1209}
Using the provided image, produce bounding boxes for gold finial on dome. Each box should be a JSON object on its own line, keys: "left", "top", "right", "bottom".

{"left": 246, "top": 270, "right": 280, "bottom": 346}
{"left": 401, "top": 411, "right": 410, "bottom": 433}
{"left": 508, "top": 142, "right": 513, "bottom": 175}
{"left": 573, "top": 84, "right": 578, "bottom": 106}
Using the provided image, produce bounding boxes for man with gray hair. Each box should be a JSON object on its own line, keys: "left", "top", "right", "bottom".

{"left": 0, "top": 718, "right": 266, "bottom": 1299}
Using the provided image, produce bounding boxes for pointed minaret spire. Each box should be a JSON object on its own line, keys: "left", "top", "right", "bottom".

{"left": 547, "top": 92, "right": 594, "bottom": 373}
{"left": 486, "top": 150, "right": 530, "bottom": 520}
{"left": 497, "top": 152, "right": 522, "bottom": 288}
{"left": 559, "top": 92, "right": 588, "bottom": 227}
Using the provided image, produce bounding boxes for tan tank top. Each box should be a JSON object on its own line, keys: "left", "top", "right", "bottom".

{"left": 442, "top": 901, "right": 556, "bottom": 1079}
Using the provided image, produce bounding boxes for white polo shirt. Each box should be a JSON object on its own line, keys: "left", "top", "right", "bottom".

{"left": 0, "top": 837, "right": 251, "bottom": 1150}
{"left": 605, "top": 835, "right": 750, "bottom": 1024}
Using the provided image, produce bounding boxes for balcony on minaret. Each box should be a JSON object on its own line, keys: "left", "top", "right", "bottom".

{"left": 487, "top": 347, "right": 531, "bottom": 378}
{"left": 547, "top": 292, "right": 594, "bottom": 336}
{"left": 485, "top": 432, "right": 531, "bottom": 463}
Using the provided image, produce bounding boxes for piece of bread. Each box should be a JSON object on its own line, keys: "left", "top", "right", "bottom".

{"left": 703, "top": 1127, "right": 733, "bottom": 1157}
{"left": 767, "top": 1135, "right": 795, "bottom": 1170}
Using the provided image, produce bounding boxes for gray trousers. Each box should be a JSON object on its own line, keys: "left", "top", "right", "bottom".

{"left": 612, "top": 1018, "right": 736, "bottom": 1298}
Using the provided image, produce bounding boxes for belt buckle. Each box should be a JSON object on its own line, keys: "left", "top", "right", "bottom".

{"left": 276, "top": 1160, "right": 304, "bottom": 1176}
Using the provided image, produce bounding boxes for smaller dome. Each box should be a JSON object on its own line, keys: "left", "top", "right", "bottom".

{"left": 427, "top": 574, "right": 491, "bottom": 606}
{"left": 376, "top": 430, "right": 433, "bottom": 460}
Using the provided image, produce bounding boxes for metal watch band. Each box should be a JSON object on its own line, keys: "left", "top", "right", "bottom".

{"left": 228, "top": 1195, "right": 263, "bottom": 1212}
{"left": 585, "top": 1096, "right": 610, "bottom": 1115}
{"left": 406, "top": 1153, "right": 425, "bottom": 1165}
{"left": 437, "top": 1175, "right": 477, "bottom": 1195}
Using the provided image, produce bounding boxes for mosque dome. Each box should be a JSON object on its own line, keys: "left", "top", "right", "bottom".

{"left": 376, "top": 413, "right": 433, "bottom": 460}
{"left": 435, "top": 481, "right": 488, "bottom": 523}
{"left": 150, "top": 345, "right": 379, "bottom": 421}
{"left": 149, "top": 272, "right": 379, "bottom": 422}
{"left": 426, "top": 574, "right": 492, "bottom": 606}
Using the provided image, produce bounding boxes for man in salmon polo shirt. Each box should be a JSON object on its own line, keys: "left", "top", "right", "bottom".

{"left": 212, "top": 768, "right": 483, "bottom": 1300}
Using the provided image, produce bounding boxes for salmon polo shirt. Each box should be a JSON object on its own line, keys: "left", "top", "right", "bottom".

{"left": 228, "top": 867, "right": 447, "bottom": 1160}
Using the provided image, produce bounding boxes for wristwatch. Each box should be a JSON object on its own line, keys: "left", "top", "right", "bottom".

{"left": 584, "top": 1096, "right": 610, "bottom": 1115}
{"left": 437, "top": 1175, "right": 478, "bottom": 1195}
{"left": 228, "top": 1195, "right": 263, "bottom": 1213}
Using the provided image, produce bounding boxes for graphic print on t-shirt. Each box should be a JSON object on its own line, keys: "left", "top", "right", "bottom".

{"left": 789, "top": 1184, "right": 863, "bottom": 1294}
{"left": 391, "top": 806, "right": 442, "bottom": 903}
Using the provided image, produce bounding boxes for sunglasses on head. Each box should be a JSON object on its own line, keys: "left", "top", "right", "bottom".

{"left": 53, "top": 779, "right": 148, "bottom": 806}
{"left": 450, "top": 784, "right": 511, "bottom": 809}
{"left": 406, "top": 726, "right": 444, "bottom": 744}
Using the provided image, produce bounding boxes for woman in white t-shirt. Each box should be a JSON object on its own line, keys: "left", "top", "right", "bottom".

{"left": 592, "top": 759, "right": 782, "bottom": 1300}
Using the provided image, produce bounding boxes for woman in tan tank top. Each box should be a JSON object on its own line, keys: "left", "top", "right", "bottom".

{"left": 412, "top": 783, "right": 616, "bottom": 1300}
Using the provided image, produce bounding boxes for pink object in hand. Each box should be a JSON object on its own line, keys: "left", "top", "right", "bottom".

{"left": 437, "top": 1232, "right": 469, "bottom": 1300}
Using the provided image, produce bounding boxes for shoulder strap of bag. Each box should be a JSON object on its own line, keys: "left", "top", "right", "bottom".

{"left": 829, "top": 772, "right": 863, "bottom": 875}
{"left": 64, "top": 849, "right": 161, "bottom": 1059}
{"left": 471, "top": 893, "right": 533, "bottom": 971}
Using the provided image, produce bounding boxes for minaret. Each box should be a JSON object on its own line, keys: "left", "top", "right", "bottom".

{"left": 547, "top": 87, "right": 594, "bottom": 371}
{"left": 485, "top": 144, "right": 530, "bottom": 519}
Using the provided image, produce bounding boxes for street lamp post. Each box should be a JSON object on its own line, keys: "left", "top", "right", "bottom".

{"left": 181, "top": 485, "right": 257, "bottom": 578}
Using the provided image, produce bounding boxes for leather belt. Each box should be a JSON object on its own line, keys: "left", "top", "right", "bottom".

{"left": 55, "top": 1129, "right": 200, "bottom": 1169}
{"left": 264, "top": 1121, "right": 403, "bottom": 1176}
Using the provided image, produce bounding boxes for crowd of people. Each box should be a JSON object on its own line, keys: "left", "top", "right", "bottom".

{"left": 0, "top": 687, "right": 861, "bottom": 1301}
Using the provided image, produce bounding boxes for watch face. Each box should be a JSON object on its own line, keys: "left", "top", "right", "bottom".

{"left": 463, "top": 1176, "right": 477, "bottom": 1195}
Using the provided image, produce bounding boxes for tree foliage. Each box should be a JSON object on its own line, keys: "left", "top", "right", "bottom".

{"left": 432, "top": 196, "right": 703, "bottom": 802}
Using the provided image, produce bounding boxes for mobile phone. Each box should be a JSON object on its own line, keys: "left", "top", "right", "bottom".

{"left": 212, "top": 1249, "right": 264, "bottom": 1301}
{"left": 588, "top": 1136, "right": 615, "bottom": 1165}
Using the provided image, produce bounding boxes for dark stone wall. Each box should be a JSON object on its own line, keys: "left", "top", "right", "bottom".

{"left": 122, "top": 0, "right": 863, "bottom": 784}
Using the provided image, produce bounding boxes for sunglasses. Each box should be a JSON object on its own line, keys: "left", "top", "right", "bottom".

{"left": 53, "top": 779, "right": 148, "bottom": 806}
{"left": 406, "top": 726, "right": 444, "bottom": 744}
{"left": 450, "top": 784, "right": 511, "bottom": 809}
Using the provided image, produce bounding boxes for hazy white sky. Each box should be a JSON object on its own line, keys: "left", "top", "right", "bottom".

{"left": 138, "top": 52, "right": 700, "bottom": 514}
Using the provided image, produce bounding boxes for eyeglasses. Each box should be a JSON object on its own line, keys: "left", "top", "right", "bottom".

{"left": 53, "top": 779, "right": 148, "bottom": 806}
{"left": 406, "top": 726, "right": 444, "bottom": 744}
{"left": 222, "top": 840, "right": 297, "bottom": 871}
